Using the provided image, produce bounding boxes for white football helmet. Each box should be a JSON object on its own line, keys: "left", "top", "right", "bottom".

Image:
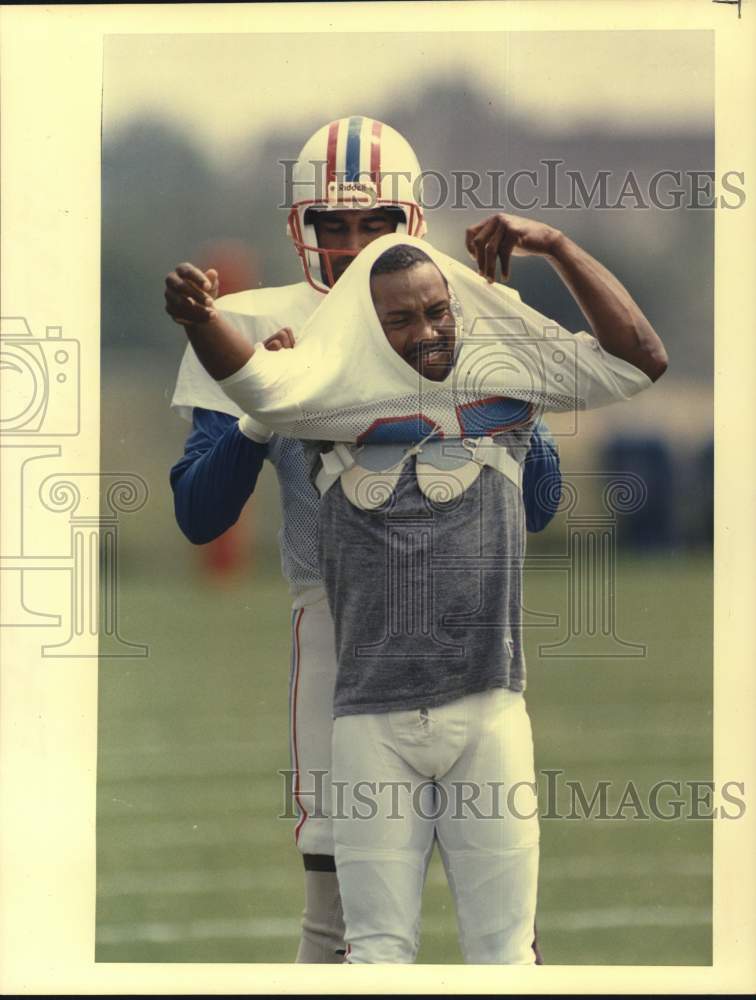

{"left": 286, "top": 116, "right": 427, "bottom": 293}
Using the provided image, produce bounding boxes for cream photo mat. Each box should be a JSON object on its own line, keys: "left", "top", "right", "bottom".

{"left": 1, "top": 1, "right": 754, "bottom": 994}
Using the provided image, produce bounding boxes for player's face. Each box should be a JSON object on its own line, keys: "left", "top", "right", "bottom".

{"left": 313, "top": 209, "right": 399, "bottom": 284}
{"left": 370, "top": 262, "right": 457, "bottom": 382}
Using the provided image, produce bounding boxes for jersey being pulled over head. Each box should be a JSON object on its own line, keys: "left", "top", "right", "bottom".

{"left": 218, "top": 233, "right": 654, "bottom": 444}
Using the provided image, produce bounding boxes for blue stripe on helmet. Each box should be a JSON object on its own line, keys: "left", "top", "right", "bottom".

{"left": 345, "top": 116, "right": 364, "bottom": 182}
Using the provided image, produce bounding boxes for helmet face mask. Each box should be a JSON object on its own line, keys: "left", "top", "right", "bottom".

{"left": 286, "top": 117, "right": 427, "bottom": 293}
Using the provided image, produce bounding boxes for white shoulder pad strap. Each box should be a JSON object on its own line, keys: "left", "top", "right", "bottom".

{"left": 315, "top": 443, "right": 358, "bottom": 497}
{"left": 466, "top": 437, "right": 522, "bottom": 489}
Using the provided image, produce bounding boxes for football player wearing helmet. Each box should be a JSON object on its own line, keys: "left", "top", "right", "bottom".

{"left": 286, "top": 117, "right": 426, "bottom": 291}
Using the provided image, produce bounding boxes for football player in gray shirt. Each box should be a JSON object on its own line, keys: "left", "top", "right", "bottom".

{"left": 175, "top": 218, "right": 667, "bottom": 963}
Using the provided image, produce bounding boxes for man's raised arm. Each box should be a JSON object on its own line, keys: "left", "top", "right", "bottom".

{"left": 466, "top": 214, "right": 668, "bottom": 381}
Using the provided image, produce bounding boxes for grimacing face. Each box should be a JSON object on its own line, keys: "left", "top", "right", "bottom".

{"left": 312, "top": 208, "right": 400, "bottom": 284}
{"left": 370, "top": 261, "right": 457, "bottom": 382}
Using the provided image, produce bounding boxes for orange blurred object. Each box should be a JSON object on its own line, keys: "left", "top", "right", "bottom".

{"left": 197, "top": 238, "right": 261, "bottom": 295}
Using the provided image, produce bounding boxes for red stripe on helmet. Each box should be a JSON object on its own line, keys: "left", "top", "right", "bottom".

{"left": 291, "top": 608, "right": 308, "bottom": 843}
{"left": 326, "top": 121, "right": 339, "bottom": 190}
{"left": 370, "top": 119, "right": 382, "bottom": 194}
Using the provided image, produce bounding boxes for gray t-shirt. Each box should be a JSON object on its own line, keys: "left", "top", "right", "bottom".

{"left": 316, "top": 442, "right": 528, "bottom": 718}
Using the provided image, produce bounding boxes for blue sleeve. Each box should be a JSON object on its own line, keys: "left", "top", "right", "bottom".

{"left": 522, "top": 420, "right": 561, "bottom": 533}
{"left": 170, "top": 407, "right": 268, "bottom": 545}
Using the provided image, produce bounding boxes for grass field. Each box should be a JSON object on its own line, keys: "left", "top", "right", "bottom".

{"left": 95, "top": 552, "right": 712, "bottom": 965}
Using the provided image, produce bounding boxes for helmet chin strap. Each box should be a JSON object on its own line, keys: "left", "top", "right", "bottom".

{"left": 317, "top": 246, "right": 358, "bottom": 290}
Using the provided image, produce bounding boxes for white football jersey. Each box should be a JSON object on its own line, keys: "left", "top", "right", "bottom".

{"left": 171, "top": 280, "right": 325, "bottom": 594}
{"left": 171, "top": 281, "right": 323, "bottom": 420}
{"left": 219, "top": 235, "right": 653, "bottom": 444}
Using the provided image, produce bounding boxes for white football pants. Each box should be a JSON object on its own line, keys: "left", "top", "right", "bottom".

{"left": 331, "top": 688, "right": 540, "bottom": 964}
